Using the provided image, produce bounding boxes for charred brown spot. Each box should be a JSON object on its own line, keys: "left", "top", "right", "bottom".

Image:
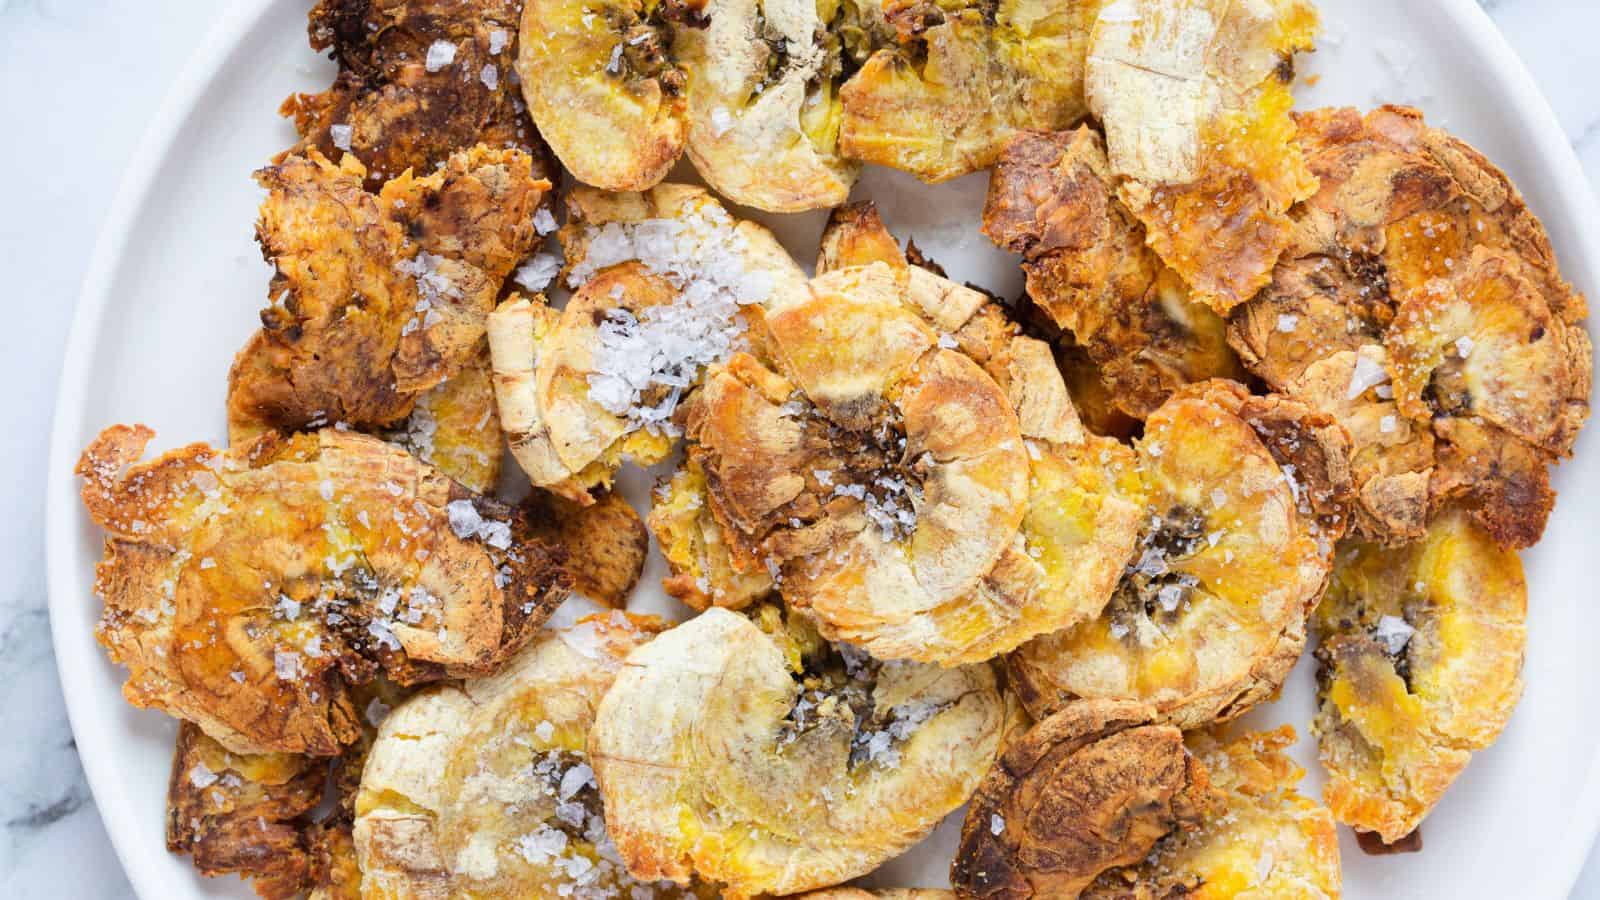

{"left": 1357, "top": 828, "right": 1423, "bottom": 855}
{"left": 1274, "top": 54, "right": 1296, "bottom": 83}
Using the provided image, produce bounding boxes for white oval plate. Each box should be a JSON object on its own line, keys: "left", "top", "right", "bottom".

{"left": 47, "top": 0, "right": 1600, "bottom": 897}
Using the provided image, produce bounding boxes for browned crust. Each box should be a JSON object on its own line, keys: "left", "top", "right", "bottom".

{"left": 1227, "top": 105, "right": 1591, "bottom": 548}
{"left": 1004, "top": 380, "right": 1350, "bottom": 730}
{"left": 984, "top": 129, "right": 1246, "bottom": 420}
{"left": 522, "top": 489, "right": 650, "bottom": 608}
{"left": 280, "top": 0, "right": 556, "bottom": 189}
{"left": 952, "top": 700, "right": 1216, "bottom": 900}
{"left": 165, "top": 722, "right": 327, "bottom": 899}
{"left": 228, "top": 146, "right": 548, "bottom": 440}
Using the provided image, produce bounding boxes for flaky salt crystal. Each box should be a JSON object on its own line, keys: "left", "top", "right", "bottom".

{"left": 1373, "top": 615, "right": 1415, "bottom": 655}
{"left": 189, "top": 762, "right": 220, "bottom": 789}
{"left": 558, "top": 763, "right": 595, "bottom": 801}
{"left": 1347, "top": 353, "right": 1390, "bottom": 400}
{"left": 533, "top": 207, "right": 558, "bottom": 235}
{"left": 274, "top": 650, "right": 301, "bottom": 681}
{"left": 425, "top": 40, "right": 457, "bottom": 72}
{"left": 514, "top": 251, "right": 563, "bottom": 292}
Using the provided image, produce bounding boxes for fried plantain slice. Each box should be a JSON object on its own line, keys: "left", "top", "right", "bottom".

{"left": 1081, "top": 725, "right": 1341, "bottom": 899}
{"left": 803, "top": 892, "right": 953, "bottom": 899}
{"left": 518, "top": 0, "right": 692, "bottom": 191}
{"left": 686, "top": 266, "right": 1035, "bottom": 664}
{"left": 384, "top": 342, "right": 503, "bottom": 494}
{"left": 1228, "top": 106, "right": 1592, "bottom": 547}
{"left": 487, "top": 184, "right": 806, "bottom": 503}
{"left": 1085, "top": 0, "right": 1319, "bottom": 312}
{"left": 281, "top": 0, "right": 556, "bottom": 189}
{"left": 228, "top": 146, "right": 548, "bottom": 437}
{"left": 1008, "top": 380, "right": 1351, "bottom": 730}
{"left": 77, "top": 426, "right": 568, "bottom": 756}
{"left": 591, "top": 605, "right": 1009, "bottom": 899}
{"left": 648, "top": 456, "right": 776, "bottom": 611}
{"left": 1312, "top": 510, "right": 1526, "bottom": 845}
{"left": 952, "top": 699, "right": 1218, "bottom": 900}
{"left": 839, "top": 0, "right": 1102, "bottom": 183}
{"left": 354, "top": 613, "right": 716, "bottom": 898}
{"left": 522, "top": 488, "right": 650, "bottom": 607}
{"left": 693, "top": 225, "right": 1147, "bottom": 663}
{"left": 984, "top": 128, "right": 1246, "bottom": 419}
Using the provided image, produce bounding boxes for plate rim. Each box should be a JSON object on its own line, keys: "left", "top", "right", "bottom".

{"left": 44, "top": 0, "right": 1600, "bottom": 896}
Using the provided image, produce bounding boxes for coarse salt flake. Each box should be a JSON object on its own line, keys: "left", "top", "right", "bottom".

{"left": 329, "top": 123, "right": 353, "bottom": 151}
{"left": 1347, "top": 353, "right": 1390, "bottom": 400}
{"left": 274, "top": 650, "right": 302, "bottom": 681}
{"left": 425, "top": 40, "right": 457, "bottom": 72}
{"left": 533, "top": 207, "right": 558, "bottom": 235}
{"left": 189, "top": 762, "right": 220, "bottom": 789}
{"left": 514, "top": 251, "right": 564, "bottom": 292}
{"left": 1373, "top": 615, "right": 1415, "bottom": 655}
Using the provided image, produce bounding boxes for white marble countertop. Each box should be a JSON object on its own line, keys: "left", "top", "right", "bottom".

{"left": 5, "top": 0, "right": 1600, "bottom": 896}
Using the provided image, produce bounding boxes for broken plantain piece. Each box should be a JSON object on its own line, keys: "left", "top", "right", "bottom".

{"left": 1085, "top": 0, "right": 1320, "bottom": 312}
{"left": 590, "top": 605, "right": 1009, "bottom": 899}
{"left": 816, "top": 201, "right": 910, "bottom": 275}
{"left": 487, "top": 185, "right": 805, "bottom": 504}
{"left": 984, "top": 127, "right": 1246, "bottom": 420}
{"left": 1007, "top": 380, "right": 1352, "bottom": 730}
{"left": 1081, "top": 725, "right": 1341, "bottom": 898}
{"left": 282, "top": 0, "right": 556, "bottom": 189}
{"left": 522, "top": 488, "right": 651, "bottom": 607}
{"left": 1227, "top": 105, "right": 1592, "bottom": 548}
{"left": 353, "top": 613, "right": 717, "bottom": 898}
{"left": 166, "top": 721, "right": 330, "bottom": 899}
{"left": 1313, "top": 509, "right": 1526, "bottom": 846}
{"left": 383, "top": 342, "right": 504, "bottom": 495}
{"left": 648, "top": 456, "right": 776, "bottom": 611}
{"left": 839, "top": 0, "right": 1102, "bottom": 183}
{"left": 77, "top": 425, "right": 568, "bottom": 756}
{"left": 228, "top": 146, "right": 548, "bottom": 437}
{"left": 518, "top": 0, "right": 693, "bottom": 192}
{"left": 803, "top": 892, "right": 953, "bottom": 899}
{"left": 952, "top": 699, "right": 1218, "bottom": 900}
{"left": 166, "top": 679, "right": 407, "bottom": 899}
